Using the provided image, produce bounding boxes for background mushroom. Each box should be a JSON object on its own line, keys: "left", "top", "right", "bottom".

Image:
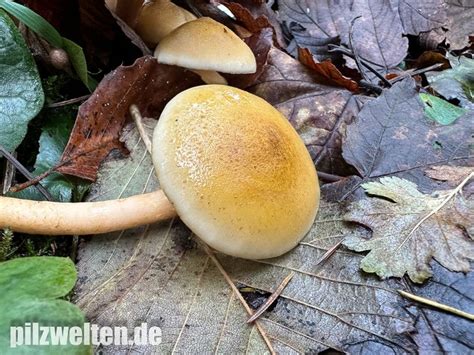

{"left": 154, "top": 17, "right": 257, "bottom": 84}
{"left": 134, "top": 0, "right": 196, "bottom": 47}
{"left": 0, "top": 86, "right": 319, "bottom": 259}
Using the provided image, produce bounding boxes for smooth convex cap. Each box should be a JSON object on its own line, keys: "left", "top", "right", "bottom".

{"left": 152, "top": 85, "right": 319, "bottom": 259}
{"left": 134, "top": 0, "right": 196, "bottom": 46}
{"left": 154, "top": 17, "right": 257, "bottom": 74}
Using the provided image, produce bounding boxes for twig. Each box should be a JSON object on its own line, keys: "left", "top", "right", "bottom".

{"left": 48, "top": 94, "right": 90, "bottom": 108}
{"left": 397, "top": 171, "right": 473, "bottom": 252}
{"left": 389, "top": 63, "right": 444, "bottom": 84}
{"left": 328, "top": 44, "right": 392, "bottom": 87}
{"left": 314, "top": 239, "right": 344, "bottom": 266}
{"left": 348, "top": 16, "right": 368, "bottom": 83}
{"left": 317, "top": 171, "right": 343, "bottom": 183}
{"left": 201, "top": 243, "right": 276, "bottom": 355}
{"left": 247, "top": 272, "right": 294, "bottom": 323}
{"left": 130, "top": 105, "right": 152, "bottom": 155}
{"left": 0, "top": 145, "right": 53, "bottom": 201}
{"left": 10, "top": 167, "right": 54, "bottom": 192}
{"left": 398, "top": 290, "right": 474, "bottom": 321}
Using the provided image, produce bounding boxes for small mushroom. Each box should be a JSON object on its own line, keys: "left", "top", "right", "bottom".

{"left": 134, "top": 0, "right": 196, "bottom": 47}
{"left": 0, "top": 85, "right": 319, "bottom": 259}
{"left": 154, "top": 17, "right": 257, "bottom": 85}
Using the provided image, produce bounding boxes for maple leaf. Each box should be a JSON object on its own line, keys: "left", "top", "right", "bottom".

{"left": 344, "top": 176, "right": 474, "bottom": 283}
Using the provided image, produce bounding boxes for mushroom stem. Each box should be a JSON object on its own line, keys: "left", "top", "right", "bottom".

{"left": 1, "top": 190, "right": 177, "bottom": 235}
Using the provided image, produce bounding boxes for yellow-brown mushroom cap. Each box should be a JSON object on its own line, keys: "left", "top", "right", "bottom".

{"left": 134, "top": 0, "right": 196, "bottom": 46}
{"left": 152, "top": 85, "right": 319, "bottom": 259}
{"left": 154, "top": 17, "right": 257, "bottom": 74}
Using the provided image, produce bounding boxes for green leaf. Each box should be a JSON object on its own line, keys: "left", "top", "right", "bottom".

{"left": 0, "top": 0, "right": 62, "bottom": 48}
{"left": 0, "top": 9, "right": 44, "bottom": 152}
{"left": 419, "top": 93, "right": 467, "bottom": 125}
{"left": 62, "top": 38, "right": 96, "bottom": 91}
{"left": 10, "top": 110, "right": 89, "bottom": 202}
{"left": 426, "top": 55, "right": 474, "bottom": 109}
{"left": 0, "top": 257, "right": 90, "bottom": 354}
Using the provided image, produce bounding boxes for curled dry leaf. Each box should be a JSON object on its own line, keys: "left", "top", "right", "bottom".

{"left": 74, "top": 122, "right": 417, "bottom": 353}
{"left": 344, "top": 176, "right": 474, "bottom": 283}
{"left": 220, "top": 0, "right": 286, "bottom": 47}
{"left": 249, "top": 47, "right": 362, "bottom": 175}
{"left": 298, "top": 47, "right": 359, "bottom": 92}
{"left": 56, "top": 56, "right": 202, "bottom": 181}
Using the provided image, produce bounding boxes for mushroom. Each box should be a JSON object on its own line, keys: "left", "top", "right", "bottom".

{"left": 0, "top": 85, "right": 319, "bottom": 259}
{"left": 134, "top": 0, "right": 196, "bottom": 47}
{"left": 154, "top": 17, "right": 257, "bottom": 85}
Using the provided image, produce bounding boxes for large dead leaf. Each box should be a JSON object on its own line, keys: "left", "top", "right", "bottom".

{"left": 395, "top": 0, "right": 447, "bottom": 35}
{"left": 248, "top": 47, "right": 362, "bottom": 175}
{"left": 344, "top": 176, "right": 474, "bottom": 283}
{"left": 279, "top": 0, "right": 409, "bottom": 76}
{"left": 56, "top": 56, "right": 202, "bottom": 181}
{"left": 74, "top": 121, "right": 418, "bottom": 353}
{"left": 342, "top": 77, "right": 473, "bottom": 194}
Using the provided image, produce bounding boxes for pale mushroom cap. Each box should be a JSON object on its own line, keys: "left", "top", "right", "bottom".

{"left": 153, "top": 85, "right": 319, "bottom": 259}
{"left": 134, "top": 0, "right": 196, "bottom": 45}
{"left": 154, "top": 17, "right": 257, "bottom": 74}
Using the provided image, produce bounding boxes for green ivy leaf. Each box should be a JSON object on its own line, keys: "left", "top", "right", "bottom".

{"left": 0, "top": 9, "right": 44, "bottom": 152}
{"left": 0, "top": 257, "right": 90, "bottom": 354}
{"left": 419, "top": 93, "right": 467, "bottom": 125}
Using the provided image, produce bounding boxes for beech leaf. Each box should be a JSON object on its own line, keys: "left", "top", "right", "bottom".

{"left": 344, "top": 176, "right": 474, "bottom": 283}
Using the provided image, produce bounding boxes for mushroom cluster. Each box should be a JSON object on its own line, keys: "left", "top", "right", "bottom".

{"left": 1, "top": 85, "right": 320, "bottom": 260}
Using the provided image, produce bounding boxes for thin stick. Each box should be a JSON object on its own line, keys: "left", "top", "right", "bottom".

{"left": 398, "top": 290, "right": 474, "bottom": 321}
{"left": 48, "top": 94, "right": 90, "bottom": 108}
{"left": 10, "top": 168, "right": 54, "bottom": 193}
{"left": 130, "top": 104, "right": 152, "bottom": 155}
{"left": 247, "top": 272, "right": 294, "bottom": 323}
{"left": 0, "top": 145, "right": 53, "bottom": 201}
{"left": 314, "top": 239, "right": 344, "bottom": 266}
{"left": 397, "top": 171, "right": 473, "bottom": 252}
{"left": 389, "top": 63, "right": 444, "bottom": 84}
{"left": 201, "top": 244, "right": 276, "bottom": 354}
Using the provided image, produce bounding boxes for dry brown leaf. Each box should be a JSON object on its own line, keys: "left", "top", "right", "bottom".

{"left": 298, "top": 47, "right": 359, "bottom": 92}
{"left": 56, "top": 56, "right": 202, "bottom": 181}
{"left": 425, "top": 165, "right": 474, "bottom": 186}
